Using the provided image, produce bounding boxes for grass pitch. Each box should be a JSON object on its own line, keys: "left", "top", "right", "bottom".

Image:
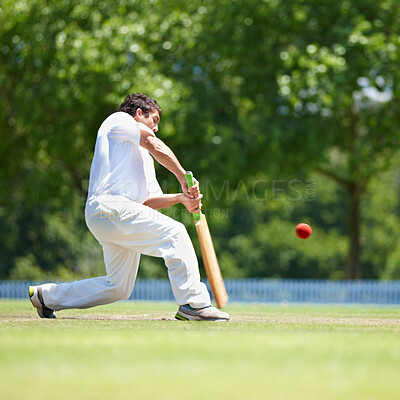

{"left": 1, "top": 301, "right": 400, "bottom": 400}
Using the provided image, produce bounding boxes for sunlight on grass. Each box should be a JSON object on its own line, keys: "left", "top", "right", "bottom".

{"left": 1, "top": 301, "right": 400, "bottom": 400}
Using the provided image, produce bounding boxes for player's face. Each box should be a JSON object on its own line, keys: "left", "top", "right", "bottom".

{"left": 135, "top": 109, "right": 160, "bottom": 133}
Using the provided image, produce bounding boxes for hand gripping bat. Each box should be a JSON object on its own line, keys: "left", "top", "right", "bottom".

{"left": 185, "top": 171, "right": 229, "bottom": 309}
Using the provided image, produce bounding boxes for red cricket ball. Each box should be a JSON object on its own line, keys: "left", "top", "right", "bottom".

{"left": 295, "top": 223, "right": 312, "bottom": 239}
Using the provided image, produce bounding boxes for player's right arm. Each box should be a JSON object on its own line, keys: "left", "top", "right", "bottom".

{"left": 139, "top": 129, "right": 200, "bottom": 199}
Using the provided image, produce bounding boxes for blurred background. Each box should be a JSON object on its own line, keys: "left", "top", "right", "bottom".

{"left": 1, "top": 0, "right": 400, "bottom": 283}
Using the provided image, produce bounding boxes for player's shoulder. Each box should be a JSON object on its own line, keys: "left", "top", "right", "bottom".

{"left": 105, "top": 111, "right": 136, "bottom": 125}
{"left": 105, "top": 112, "right": 153, "bottom": 135}
{"left": 98, "top": 111, "right": 137, "bottom": 134}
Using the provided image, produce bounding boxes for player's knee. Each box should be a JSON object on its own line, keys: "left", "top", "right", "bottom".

{"left": 106, "top": 282, "right": 132, "bottom": 302}
{"left": 119, "top": 286, "right": 132, "bottom": 300}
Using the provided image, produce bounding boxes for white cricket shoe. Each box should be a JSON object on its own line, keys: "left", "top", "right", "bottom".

{"left": 29, "top": 285, "right": 56, "bottom": 319}
{"left": 175, "top": 304, "right": 230, "bottom": 321}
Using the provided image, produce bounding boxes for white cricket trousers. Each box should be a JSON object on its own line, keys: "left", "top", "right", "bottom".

{"left": 41, "top": 195, "right": 211, "bottom": 311}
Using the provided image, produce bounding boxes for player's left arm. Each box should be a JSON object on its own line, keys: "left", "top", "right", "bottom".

{"left": 143, "top": 193, "right": 202, "bottom": 213}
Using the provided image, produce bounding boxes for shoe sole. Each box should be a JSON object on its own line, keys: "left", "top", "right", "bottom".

{"left": 175, "top": 311, "right": 229, "bottom": 322}
{"left": 175, "top": 312, "right": 190, "bottom": 321}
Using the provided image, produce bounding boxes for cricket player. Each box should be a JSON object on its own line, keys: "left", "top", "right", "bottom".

{"left": 29, "top": 93, "right": 229, "bottom": 322}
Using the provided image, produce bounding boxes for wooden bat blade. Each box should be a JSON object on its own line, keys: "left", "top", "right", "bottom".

{"left": 195, "top": 215, "right": 228, "bottom": 308}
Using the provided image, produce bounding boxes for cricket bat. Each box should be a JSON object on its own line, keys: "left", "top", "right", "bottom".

{"left": 185, "top": 171, "right": 229, "bottom": 309}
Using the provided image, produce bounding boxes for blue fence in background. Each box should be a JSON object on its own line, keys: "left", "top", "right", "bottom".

{"left": 1, "top": 279, "right": 400, "bottom": 304}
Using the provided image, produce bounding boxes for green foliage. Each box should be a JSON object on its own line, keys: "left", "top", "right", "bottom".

{"left": 210, "top": 173, "right": 348, "bottom": 279}
{"left": 363, "top": 169, "right": 400, "bottom": 279}
{"left": 1, "top": 0, "right": 400, "bottom": 280}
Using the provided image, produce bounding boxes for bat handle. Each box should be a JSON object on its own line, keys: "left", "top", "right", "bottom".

{"left": 185, "top": 171, "right": 202, "bottom": 221}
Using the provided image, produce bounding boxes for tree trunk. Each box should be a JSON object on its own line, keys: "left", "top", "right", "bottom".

{"left": 346, "top": 180, "right": 363, "bottom": 279}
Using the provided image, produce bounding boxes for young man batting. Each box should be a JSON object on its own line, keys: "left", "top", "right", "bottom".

{"left": 29, "top": 93, "right": 230, "bottom": 322}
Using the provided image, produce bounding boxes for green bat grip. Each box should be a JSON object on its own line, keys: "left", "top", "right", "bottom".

{"left": 185, "top": 171, "right": 202, "bottom": 221}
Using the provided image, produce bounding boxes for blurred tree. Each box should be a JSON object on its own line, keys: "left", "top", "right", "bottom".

{"left": 159, "top": 0, "right": 400, "bottom": 279}
{"left": 270, "top": 0, "right": 400, "bottom": 279}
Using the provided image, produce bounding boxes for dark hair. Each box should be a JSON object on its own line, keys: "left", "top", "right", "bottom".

{"left": 118, "top": 93, "right": 162, "bottom": 118}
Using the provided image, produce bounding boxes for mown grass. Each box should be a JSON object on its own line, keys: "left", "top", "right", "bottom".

{"left": 1, "top": 300, "right": 399, "bottom": 400}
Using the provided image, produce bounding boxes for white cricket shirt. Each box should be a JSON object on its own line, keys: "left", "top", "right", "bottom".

{"left": 87, "top": 112, "right": 162, "bottom": 203}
